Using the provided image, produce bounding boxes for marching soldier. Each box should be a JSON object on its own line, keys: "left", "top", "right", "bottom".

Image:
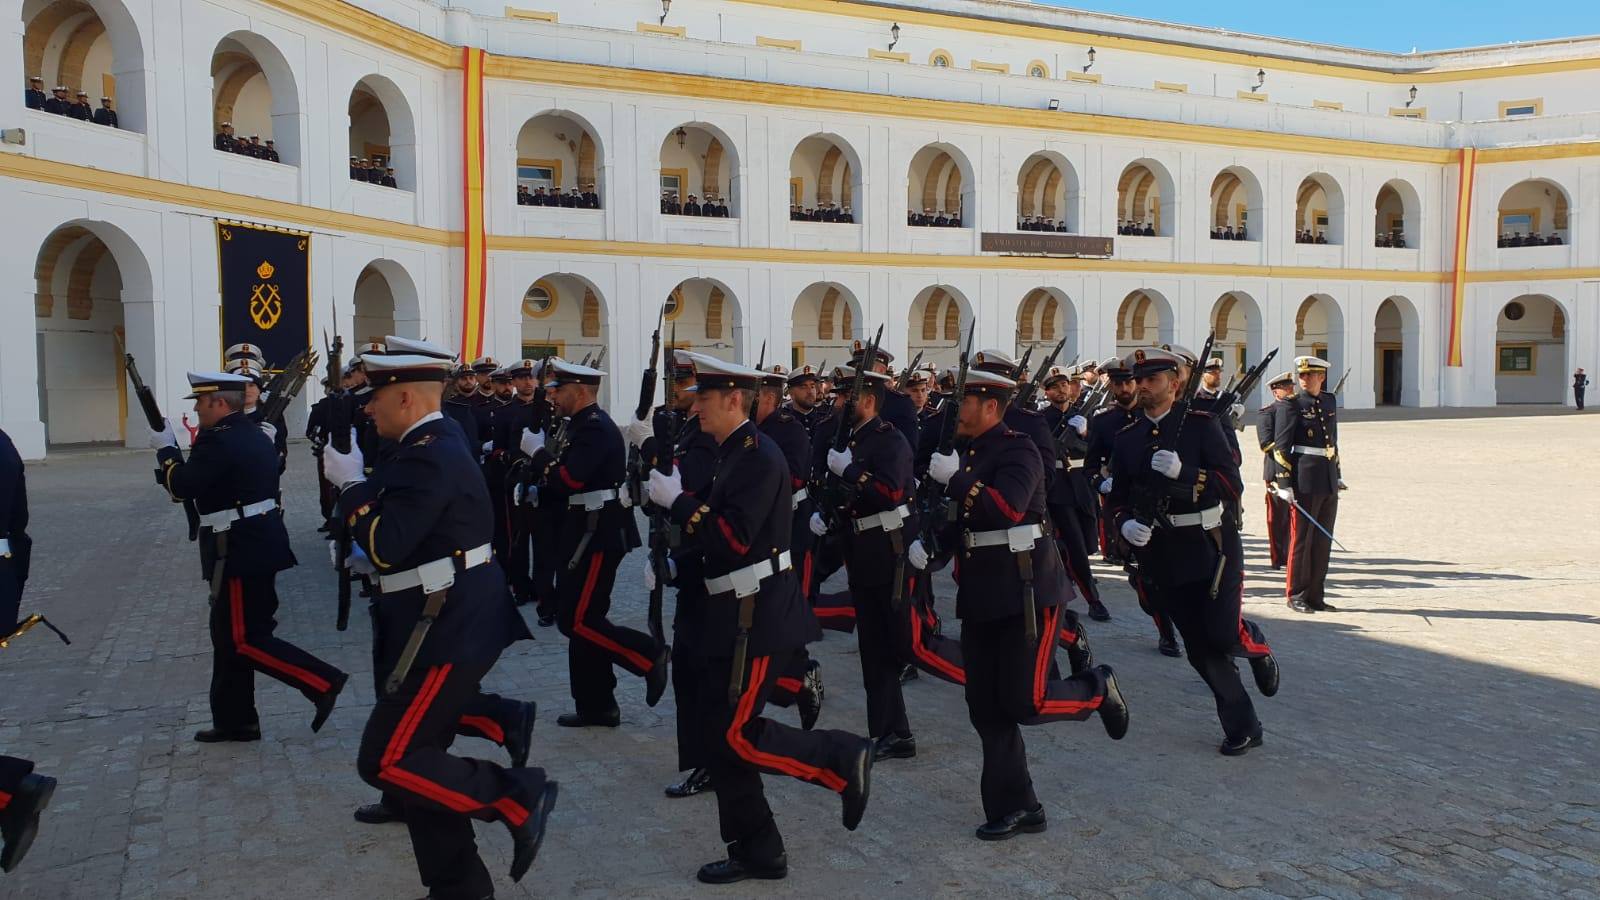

{"left": 1274, "top": 356, "right": 1342, "bottom": 613}
{"left": 321, "top": 348, "right": 557, "bottom": 897}
{"left": 493, "top": 360, "right": 547, "bottom": 606}
{"left": 923, "top": 369, "right": 1127, "bottom": 840}
{"left": 1107, "top": 348, "right": 1279, "bottom": 755}
{"left": 1, "top": 425, "right": 56, "bottom": 874}
{"left": 782, "top": 365, "right": 823, "bottom": 435}
{"left": 1258, "top": 371, "right": 1296, "bottom": 570}
{"left": 1038, "top": 364, "right": 1112, "bottom": 622}
{"left": 150, "top": 372, "right": 348, "bottom": 742}
{"left": 645, "top": 357, "right": 871, "bottom": 883}
{"left": 849, "top": 342, "right": 920, "bottom": 450}
{"left": 520, "top": 360, "right": 666, "bottom": 726}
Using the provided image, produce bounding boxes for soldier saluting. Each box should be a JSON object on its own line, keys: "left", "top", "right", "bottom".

{"left": 322, "top": 345, "right": 557, "bottom": 898}
{"left": 1274, "top": 356, "right": 1342, "bottom": 613}
{"left": 150, "top": 372, "right": 349, "bottom": 742}
{"left": 1107, "top": 348, "right": 1279, "bottom": 756}
{"left": 645, "top": 356, "right": 871, "bottom": 884}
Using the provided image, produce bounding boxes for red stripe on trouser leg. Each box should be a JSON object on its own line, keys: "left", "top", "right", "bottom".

{"left": 229, "top": 578, "right": 333, "bottom": 695}
{"left": 458, "top": 715, "right": 505, "bottom": 744}
{"left": 775, "top": 677, "right": 803, "bottom": 693}
{"left": 813, "top": 606, "right": 856, "bottom": 619}
{"left": 1264, "top": 494, "right": 1276, "bottom": 564}
{"left": 910, "top": 603, "right": 966, "bottom": 685}
{"left": 1238, "top": 621, "right": 1272, "bottom": 656}
{"left": 0, "top": 790, "right": 11, "bottom": 810}
{"left": 1032, "top": 608, "right": 1101, "bottom": 716}
{"left": 378, "top": 766, "right": 530, "bottom": 827}
{"left": 572, "top": 552, "right": 655, "bottom": 673}
{"left": 1285, "top": 506, "right": 1300, "bottom": 598}
{"left": 801, "top": 550, "right": 814, "bottom": 596}
{"left": 725, "top": 656, "right": 848, "bottom": 793}
{"left": 383, "top": 665, "right": 452, "bottom": 769}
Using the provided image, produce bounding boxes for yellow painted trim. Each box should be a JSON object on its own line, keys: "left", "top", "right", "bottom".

{"left": 1389, "top": 107, "right": 1427, "bottom": 119}
{"left": 1155, "top": 81, "right": 1188, "bottom": 93}
{"left": 1498, "top": 98, "right": 1544, "bottom": 118}
{"left": 260, "top": 0, "right": 459, "bottom": 67}
{"left": 1237, "top": 90, "right": 1268, "bottom": 102}
{"left": 637, "top": 21, "right": 686, "bottom": 37}
{"left": 972, "top": 60, "right": 1011, "bottom": 75}
{"left": 1477, "top": 142, "right": 1600, "bottom": 163}
{"left": 928, "top": 49, "right": 955, "bottom": 68}
{"left": 789, "top": 176, "right": 804, "bottom": 206}
{"left": 756, "top": 36, "right": 802, "bottom": 51}
{"left": 480, "top": 56, "right": 1458, "bottom": 163}
{"left": 868, "top": 48, "right": 909, "bottom": 63}
{"left": 659, "top": 166, "right": 689, "bottom": 199}
{"left": 719, "top": 0, "right": 1600, "bottom": 85}
{"left": 461, "top": 47, "right": 489, "bottom": 357}
{"left": 522, "top": 277, "right": 559, "bottom": 318}
{"left": 1314, "top": 100, "right": 1344, "bottom": 111}
{"left": 1067, "top": 72, "right": 1102, "bottom": 84}
{"left": 0, "top": 153, "right": 457, "bottom": 245}
{"left": 1025, "top": 60, "right": 1050, "bottom": 79}
{"left": 505, "top": 7, "right": 557, "bottom": 23}
{"left": 1495, "top": 342, "right": 1538, "bottom": 375}
{"left": 516, "top": 157, "right": 563, "bottom": 186}
{"left": 1447, "top": 148, "right": 1476, "bottom": 367}
{"left": 1465, "top": 267, "right": 1600, "bottom": 284}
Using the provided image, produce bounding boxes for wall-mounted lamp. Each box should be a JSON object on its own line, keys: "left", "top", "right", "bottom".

{"left": 1082, "top": 47, "right": 1096, "bottom": 73}
{"left": 1406, "top": 85, "right": 1418, "bottom": 107}
{"left": 1047, "top": 98, "right": 1060, "bottom": 111}
{"left": 674, "top": 126, "right": 687, "bottom": 149}
{"left": 888, "top": 22, "right": 900, "bottom": 51}
{"left": 1252, "top": 68, "right": 1266, "bottom": 91}
{"left": 659, "top": 0, "right": 671, "bottom": 25}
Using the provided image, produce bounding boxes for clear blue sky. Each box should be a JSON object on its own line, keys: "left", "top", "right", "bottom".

{"left": 1034, "top": 1, "right": 1600, "bottom": 53}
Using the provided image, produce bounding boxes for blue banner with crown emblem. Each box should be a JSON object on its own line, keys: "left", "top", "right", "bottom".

{"left": 216, "top": 219, "right": 311, "bottom": 371}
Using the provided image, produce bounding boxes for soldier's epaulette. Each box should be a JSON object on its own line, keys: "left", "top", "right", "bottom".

{"left": 776, "top": 411, "right": 794, "bottom": 423}
{"left": 213, "top": 423, "right": 232, "bottom": 432}
{"left": 743, "top": 433, "right": 757, "bottom": 450}
{"left": 1187, "top": 409, "right": 1214, "bottom": 418}
{"left": 1115, "top": 419, "right": 1142, "bottom": 435}
{"left": 411, "top": 434, "right": 436, "bottom": 447}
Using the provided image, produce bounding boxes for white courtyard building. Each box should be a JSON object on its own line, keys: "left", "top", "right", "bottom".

{"left": 2, "top": 0, "right": 1598, "bottom": 459}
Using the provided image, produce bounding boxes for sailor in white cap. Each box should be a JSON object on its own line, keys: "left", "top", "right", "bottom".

{"left": 150, "top": 371, "right": 349, "bottom": 745}
{"left": 322, "top": 347, "right": 556, "bottom": 893}
{"left": 1258, "top": 370, "right": 1297, "bottom": 571}
{"left": 1107, "top": 348, "right": 1279, "bottom": 755}
{"left": 1272, "top": 356, "right": 1342, "bottom": 613}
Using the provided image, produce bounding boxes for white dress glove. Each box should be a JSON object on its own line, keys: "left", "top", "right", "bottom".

{"left": 259, "top": 422, "right": 277, "bottom": 444}
{"left": 1151, "top": 449, "right": 1182, "bottom": 479}
{"left": 1098, "top": 477, "right": 1114, "bottom": 495}
{"left": 1274, "top": 486, "right": 1295, "bottom": 503}
{"left": 647, "top": 466, "right": 684, "bottom": 509}
{"left": 624, "top": 416, "right": 654, "bottom": 450}
{"left": 907, "top": 539, "right": 929, "bottom": 571}
{"left": 149, "top": 419, "right": 178, "bottom": 450}
{"left": 322, "top": 429, "right": 366, "bottom": 488}
{"left": 809, "top": 511, "right": 828, "bottom": 536}
{"left": 1337, "top": 478, "right": 1348, "bottom": 491}
{"left": 928, "top": 450, "right": 959, "bottom": 485}
{"left": 481, "top": 440, "right": 494, "bottom": 455}
{"left": 1230, "top": 402, "right": 1246, "bottom": 420}
{"left": 346, "top": 545, "right": 377, "bottom": 576}
{"left": 1067, "top": 415, "right": 1088, "bottom": 437}
{"left": 513, "top": 483, "right": 525, "bottom": 506}
{"left": 1121, "top": 519, "right": 1153, "bottom": 547}
{"left": 644, "top": 558, "right": 677, "bottom": 592}
{"left": 327, "top": 540, "right": 340, "bottom": 568}
{"left": 826, "top": 447, "right": 853, "bottom": 477}
{"left": 520, "top": 428, "right": 546, "bottom": 458}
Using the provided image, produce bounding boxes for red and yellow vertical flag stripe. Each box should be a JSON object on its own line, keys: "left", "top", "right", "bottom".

{"left": 1446, "top": 147, "right": 1477, "bottom": 368}
{"left": 459, "top": 47, "right": 488, "bottom": 359}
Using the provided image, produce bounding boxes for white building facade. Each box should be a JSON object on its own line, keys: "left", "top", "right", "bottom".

{"left": 2, "top": 0, "right": 1598, "bottom": 458}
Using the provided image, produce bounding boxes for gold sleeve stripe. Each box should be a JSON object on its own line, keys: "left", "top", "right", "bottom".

{"left": 367, "top": 515, "right": 387, "bottom": 569}
{"left": 162, "top": 459, "right": 182, "bottom": 499}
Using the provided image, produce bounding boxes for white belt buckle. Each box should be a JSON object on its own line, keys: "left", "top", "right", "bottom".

{"left": 1007, "top": 525, "right": 1039, "bottom": 553}
{"left": 417, "top": 557, "right": 457, "bottom": 594}
{"left": 727, "top": 562, "right": 768, "bottom": 598}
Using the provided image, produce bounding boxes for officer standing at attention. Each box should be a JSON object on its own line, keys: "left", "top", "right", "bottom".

{"left": 1575, "top": 368, "right": 1589, "bottom": 410}
{"left": 646, "top": 357, "right": 872, "bottom": 884}
{"left": 321, "top": 346, "right": 558, "bottom": 897}
{"left": 1, "top": 426, "right": 58, "bottom": 874}
{"left": 521, "top": 360, "right": 667, "bottom": 726}
{"left": 92, "top": 96, "right": 118, "bottom": 128}
{"left": 1258, "top": 371, "right": 1296, "bottom": 570}
{"left": 1273, "top": 356, "right": 1342, "bottom": 614}
{"left": 1108, "top": 349, "right": 1279, "bottom": 755}
{"left": 923, "top": 369, "right": 1128, "bottom": 840}
{"left": 150, "top": 373, "right": 348, "bottom": 742}
{"left": 24, "top": 76, "right": 46, "bottom": 110}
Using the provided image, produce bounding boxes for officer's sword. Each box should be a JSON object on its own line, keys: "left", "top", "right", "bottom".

{"left": 0, "top": 614, "right": 72, "bottom": 649}
{"left": 1284, "top": 495, "right": 1349, "bottom": 553}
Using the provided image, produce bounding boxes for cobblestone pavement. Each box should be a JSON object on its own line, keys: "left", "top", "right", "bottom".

{"left": 2, "top": 412, "right": 1598, "bottom": 899}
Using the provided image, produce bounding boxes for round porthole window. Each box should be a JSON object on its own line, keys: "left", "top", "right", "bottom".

{"left": 1503, "top": 301, "right": 1525, "bottom": 321}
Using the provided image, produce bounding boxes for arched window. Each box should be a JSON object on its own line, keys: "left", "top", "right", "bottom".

{"left": 929, "top": 50, "right": 953, "bottom": 68}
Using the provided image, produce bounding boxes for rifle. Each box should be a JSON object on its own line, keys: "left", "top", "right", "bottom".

{"left": 0, "top": 614, "right": 72, "bottom": 649}
{"left": 914, "top": 327, "right": 973, "bottom": 563}
{"left": 1014, "top": 337, "right": 1068, "bottom": 409}
{"left": 256, "top": 347, "right": 319, "bottom": 424}
{"left": 646, "top": 323, "right": 682, "bottom": 649}
{"left": 1133, "top": 332, "right": 1216, "bottom": 533}
{"left": 1011, "top": 345, "right": 1034, "bottom": 382}
{"left": 1216, "top": 348, "right": 1280, "bottom": 430}
{"left": 592, "top": 346, "right": 608, "bottom": 370}
{"left": 895, "top": 350, "right": 925, "bottom": 392}
{"left": 124, "top": 349, "right": 200, "bottom": 541}
{"left": 628, "top": 310, "right": 665, "bottom": 510}
{"left": 324, "top": 312, "right": 357, "bottom": 631}
{"left": 1331, "top": 367, "right": 1351, "bottom": 397}
{"left": 748, "top": 340, "right": 767, "bottom": 420}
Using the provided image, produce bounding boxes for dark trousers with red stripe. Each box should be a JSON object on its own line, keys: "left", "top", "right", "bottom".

{"left": 1049, "top": 505, "right": 1100, "bottom": 606}
{"left": 209, "top": 575, "right": 344, "bottom": 732}
{"left": 766, "top": 649, "right": 813, "bottom": 708}
{"left": 358, "top": 656, "right": 547, "bottom": 900}
{"left": 1265, "top": 492, "right": 1291, "bottom": 569}
{"left": 1053, "top": 607, "right": 1095, "bottom": 673}
{"left": 1286, "top": 492, "right": 1338, "bottom": 608}
{"left": 900, "top": 573, "right": 965, "bottom": 685}
{"left": 1128, "top": 566, "right": 1179, "bottom": 647}
{"left": 852, "top": 581, "right": 911, "bottom": 740}
{"left": 960, "top": 606, "right": 1107, "bottom": 822}
{"left": 557, "top": 548, "right": 657, "bottom": 715}
{"left": 701, "top": 650, "right": 863, "bottom": 863}
{"left": 1147, "top": 573, "right": 1263, "bottom": 742}
{"left": 0, "top": 755, "right": 33, "bottom": 812}
{"left": 808, "top": 539, "right": 855, "bottom": 632}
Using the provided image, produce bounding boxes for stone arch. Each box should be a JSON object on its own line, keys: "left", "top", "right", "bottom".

{"left": 660, "top": 123, "right": 740, "bottom": 216}
{"left": 1016, "top": 152, "right": 1080, "bottom": 231}
{"left": 909, "top": 285, "right": 972, "bottom": 367}
{"left": 1294, "top": 294, "right": 1346, "bottom": 377}
{"left": 1294, "top": 173, "right": 1344, "bottom": 244}
{"left": 1374, "top": 295, "right": 1421, "bottom": 406}
{"left": 1115, "top": 289, "right": 1175, "bottom": 354}
{"left": 352, "top": 259, "right": 422, "bottom": 342}
{"left": 1496, "top": 178, "right": 1572, "bottom": 246}
{"left": 1209, "top": 165, "right": 1264, "bottom": 239}
{"left": 348, "top": 74, "right": 417, "bottom": 190}
{"left": 907, "top": 143, "right": 973, "bottom": 226}
{"left": 788, "top": 133, "right": 863, "bottom": 221}
{"left": 1017, "top": 288, "right": 1079, "bottom": 358}
{"left": 663, "top": 278, "right": 743, "bottom": 362}
{"left": 515, "top": 110, "right": 606, "bottom": 206}
{"left": 1374, "top": 179, "right": 1420, "bottom": 248}
{"left": 1116, "top": 160, "right": 1175, "bottom": 235}
{"left": 23, "top": 0, "right": 146, "bottom": 131}
{"left": 210, "top": 31, "right": 301, "bottom": 165}
{"left": 791, "top": 282, "right": 862, "bottom": 367}
{"left": 1493, "top": 293, "right": 1568, "bottom": 404}
{"left": 1211, "top": 291, "right": 1265, "bottom": 396}
{"left": 520, "top": 272, "right": 611, "bottom": 363}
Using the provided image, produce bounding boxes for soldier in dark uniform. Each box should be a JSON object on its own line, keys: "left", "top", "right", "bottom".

{"left": 1, "top": 425, "right": 57, "bottom": 874}
{"left": 521, "top": 360, "right": 666, "bottom": 726}
{"left": 381, "top": 167, "right": 398, "bottom": 187}
{"left": 44, "top": 86, "right": 72, "bottom": 116}
{"left": 24, "top": 76, "right": 46, "bottom": 110}
{"left": 782, "top": 365, "right": 822, "bottom": 436}
{"left": 1274, "top": 356, "right": 1342, "bottom": 614}
{"left": 491, "top": 360, "right": 546, "bottom": 606}
{"left": 849, "top": 342, "right": 920, "bottom": 450}
{"left": 150, "top": 372, "right": 348, "bottom": 742}
{"left": 799, "top": 369, "right": 855, "bottom": 634}
{"left": 92, "top": 97, "right": 118, "bottom": 128}
{"left": 231, "top": 364, "right": 288, "bottom": 475}
{"left": 1038, "top": 364, "right": 1112, "bottom": 623}
{"left": 214, "top": 122, "right": 236, "bottom": 152}
{"left": 1258, "top": 371, "right": 1296, "bottom": 570}
{"left": 69, "top": 91, "right": 92, "bottom": 121}
{"left": 1108, "top": 348, "right": 1279, "bottom": 755}
{"left": 645, "top": 357, "right": 871, "bottom": 884}
{"left": 320, "top": 349, "right": 557, "bottom": 896}
{"left": 924, "top": 369, "right": 1128, "bottom": 839}
{"left": 1573, "top": 368, "right": 1588, "bottom": 410}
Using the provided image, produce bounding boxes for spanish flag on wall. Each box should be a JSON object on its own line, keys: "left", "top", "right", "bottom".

{"left": 460, "top": 47, "right": 488, "bottom": 358}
